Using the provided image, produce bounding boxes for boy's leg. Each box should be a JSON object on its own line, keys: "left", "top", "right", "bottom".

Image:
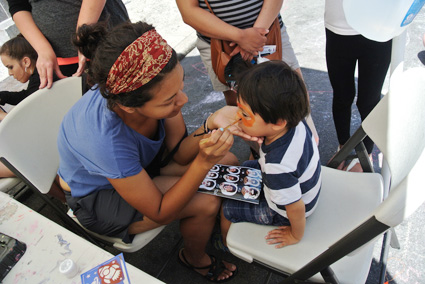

{"left": 220, "top": 206, "right": 232, "bottom": 247}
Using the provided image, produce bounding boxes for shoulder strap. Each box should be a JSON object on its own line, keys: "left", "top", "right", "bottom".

{"left": 204, "top": 0, "right": 214, "bottom": 14}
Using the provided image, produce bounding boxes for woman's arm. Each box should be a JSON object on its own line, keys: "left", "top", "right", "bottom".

{"left": 0, "top": 90, "right": 29, "bottom": 106}
{"left": 11, "top": 11, "right": 66, "bottom": 89}
{"left": 176, "top": 0, "right": 267, "bottom": 55}
{"left": 107, "top": 128, "right": 234, "bottom": 224}
{"left": 73, "top": 0, "right": 106, "bottom": 77}
{"left": 254, "top": 0, "right": 283, "bottom": 29}
{"left": 168, "top": 107, "right": 263, "bottom": 165}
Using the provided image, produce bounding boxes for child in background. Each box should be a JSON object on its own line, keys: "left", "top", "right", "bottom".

{"left": 220, "top": 61, "right": 322, "bottom": 248}
{"left": 0, "top": 34, "right": 44, "bottom": 120}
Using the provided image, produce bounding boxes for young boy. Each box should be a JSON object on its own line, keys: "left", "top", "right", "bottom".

{"left": 220, "top": 61, "right": 322, "bottom": 248}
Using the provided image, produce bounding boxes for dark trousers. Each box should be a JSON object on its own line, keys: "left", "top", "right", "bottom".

{"left": 325, "top": 29, "right": 392, "bottom": 153}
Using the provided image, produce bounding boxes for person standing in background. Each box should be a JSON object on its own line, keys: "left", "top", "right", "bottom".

{"left": 176, "top": 0, "right": 302, "bottom": 106}
{"left": 7, "top": 0, "right": 129, "bottom": 89}
{"left": 325, "top": 0, "right": 392, "bottom": 171}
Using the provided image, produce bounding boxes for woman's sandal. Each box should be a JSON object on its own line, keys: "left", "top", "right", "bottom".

{"left": 177, "top": 248, "right": 238, "bottom": 283}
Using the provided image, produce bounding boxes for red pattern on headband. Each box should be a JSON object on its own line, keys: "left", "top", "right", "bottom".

{"left": 106, "top": 29, "right": 173, "bottom": 94}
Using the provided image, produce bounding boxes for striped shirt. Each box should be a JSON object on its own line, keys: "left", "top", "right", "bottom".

{"left": 258, "top": 121, "right": 321, "bottom": 219}
{"left": 197, "top": 0, "right": 283, "bottom": 42}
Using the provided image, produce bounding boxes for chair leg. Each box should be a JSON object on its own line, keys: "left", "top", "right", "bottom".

{"left": 378, "top": 230, "right": 392, "bottom": 284}
{"left": 327, "top": 127, "right": 367, "bottom": 169}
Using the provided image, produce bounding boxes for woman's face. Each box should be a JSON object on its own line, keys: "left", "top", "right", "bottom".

{"left": 1, "top": 55, "right": 31, "bottom": 83}
{"left": 135, "top": 63, "right": 188, "bottom": 119}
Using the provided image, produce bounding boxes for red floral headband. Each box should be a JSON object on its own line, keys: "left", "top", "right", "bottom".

{"left": 106, "top": 29, "right": 173, "bottom": 94}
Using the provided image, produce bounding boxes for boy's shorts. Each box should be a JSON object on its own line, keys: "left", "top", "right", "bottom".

{"left": 222, "top": 197, "right": 290, "bottom": 226}
{"left": 197, "top": 21, "right": 301, "bottom": 93}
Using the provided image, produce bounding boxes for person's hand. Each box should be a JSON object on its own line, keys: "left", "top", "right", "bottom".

{"left": 209, "top": 106, "right": 264, "bottom": 144}
{"left": 72, "top": 51, "right": 87, "bottom": 77}
{"left": 229, "top": 45, "right": 255, "bottom": 61}
{"left": 198, "top": 128, "right": 234, "bottom": 165}
{"left": 36, "top": 48, "right": 67, "bottom": 89}
{"left": 265, "top": 226, "right": 301, "bottom": 248}
{"left": 236, "top": 27, "right": 268, "bottom": 55}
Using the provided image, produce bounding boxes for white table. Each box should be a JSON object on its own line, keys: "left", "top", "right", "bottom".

{"left": 0, "top": 192, "right": 164, "bottom": 283}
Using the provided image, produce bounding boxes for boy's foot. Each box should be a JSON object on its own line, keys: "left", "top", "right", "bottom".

{"left": 178, "top": 248, "right": 237, "bottom": 282}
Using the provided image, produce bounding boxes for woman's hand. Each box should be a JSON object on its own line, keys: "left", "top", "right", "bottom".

{"left": 36, "top": 48, "right": 67, "bottom": 89}
{"left": 198, "top": 129, "right": 234, "bottom": 166}
{"left": 235, "top": 27, "right": 267, "bottom": 55}
{"left": 209, "top": 106, "right": 263, "bottom": 144}
{"left": 72, "top": 51, "right": 87, "bottom": 77}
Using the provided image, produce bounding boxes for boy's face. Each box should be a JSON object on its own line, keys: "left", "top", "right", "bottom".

{"left": 236, "top": 99, "right": 274, "bottom": 137}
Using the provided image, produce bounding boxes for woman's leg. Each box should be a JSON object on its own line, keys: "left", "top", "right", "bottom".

{"left": 153, "top": 175, "right": 236, "bottom": 280}
{"left": 325, "top": 29, "right": 358, "bottom": 146}
{"left": 357, "top": 37, "right": 392, "bottom": 154}
{"left": 0, "top": 163, "right": 15, "bottom": 178}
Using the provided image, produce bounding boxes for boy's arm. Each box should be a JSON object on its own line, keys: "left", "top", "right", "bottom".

{"left": 265, "top": 199, "right": 306, "bottom": 248}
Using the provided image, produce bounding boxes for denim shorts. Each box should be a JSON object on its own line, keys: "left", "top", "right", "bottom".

{"left": 222, "top": 194, "right": 290, "bottom": 226}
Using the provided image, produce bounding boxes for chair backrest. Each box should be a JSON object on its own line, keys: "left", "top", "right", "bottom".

{"left": 362, "top": 67, "right": 425, "bottom": 228}
{"left": 0, "top": 77, "right": 82, "bottom": 194}
{"left": 363, "top": 67, "right": 425, "bottom": 190}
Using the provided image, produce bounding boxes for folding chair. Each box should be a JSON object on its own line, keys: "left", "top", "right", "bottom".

{"left": 226, "top": 67, "right": 425, "bottom": 284}
{"left": 0, "top": 177, "right": 22, "bottom": 193}
{"left": 0, "top": 77, "right": 165, "bottom": 253}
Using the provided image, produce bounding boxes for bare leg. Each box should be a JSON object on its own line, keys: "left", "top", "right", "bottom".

{"left": 220, "top": 207, "right": 232, "bottom": 247}
{"left": 0, "top": 163, "right": 15, "bottom": 178}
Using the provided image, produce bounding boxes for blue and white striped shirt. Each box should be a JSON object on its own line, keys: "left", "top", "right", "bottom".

{"left": 258, "top": 121, "right": 321, "bottom": 218}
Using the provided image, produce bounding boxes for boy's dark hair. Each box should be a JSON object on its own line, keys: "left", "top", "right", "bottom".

{"left": 73, "top": 21, "right": 178, "bottom": 110}
{"left": 236, "top": 61, "right": 310, "bottom": 129}
{"left": 0, "top": 34, "right": 38, "bottom": 64}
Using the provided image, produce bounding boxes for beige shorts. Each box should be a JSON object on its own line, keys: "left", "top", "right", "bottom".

{"left": 196, "top": 22, "right": 300, "bottom": 92}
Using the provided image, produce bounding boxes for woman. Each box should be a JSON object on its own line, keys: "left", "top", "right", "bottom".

{"left": 58, "top": 21, "right": 259, "bottom": 282}
{"left": 0, "top": 34, "right": 40, "bottom": 121}
{"left": 325, "top": 0, "right": 391, "bottom": 171}
{"left": 7, "top": 0, "right": 129, "bottom": 89}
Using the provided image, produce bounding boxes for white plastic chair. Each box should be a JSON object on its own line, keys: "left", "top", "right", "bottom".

{"left": 226, "top": 67, "right": 425, "bottom": 284}
{"left": 0, "top": 77, "right": 164, "bottom": 253}
{"left": 0, "top": 177, "right": 24, "bottom": 193}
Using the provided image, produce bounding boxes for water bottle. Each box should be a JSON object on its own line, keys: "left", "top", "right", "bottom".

{"left": 343, "top": 0, "right": 425, "bottom": 42}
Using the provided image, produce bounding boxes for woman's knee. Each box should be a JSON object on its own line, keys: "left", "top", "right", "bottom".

{"left": 197, "top": 194, "right": 222, "bottom": 217}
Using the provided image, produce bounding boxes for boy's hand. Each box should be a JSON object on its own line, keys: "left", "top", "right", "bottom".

{"left": 265, "top": 226, "right": 301, "bottom": 248}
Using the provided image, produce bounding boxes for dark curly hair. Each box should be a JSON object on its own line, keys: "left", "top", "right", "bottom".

{"left": 73, "top": 21, "right": 178, "bottom": 110}
{"left": 236, "top": 61, "right": 310, "bottom": 129}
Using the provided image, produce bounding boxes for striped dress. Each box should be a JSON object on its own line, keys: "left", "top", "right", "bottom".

{"left": 258, "top": 121, "right": 322, "bottom": 218}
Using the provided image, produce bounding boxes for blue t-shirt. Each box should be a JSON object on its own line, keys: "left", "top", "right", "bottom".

{"left": 57, "top": 87, "right": 165, "bottom": 197}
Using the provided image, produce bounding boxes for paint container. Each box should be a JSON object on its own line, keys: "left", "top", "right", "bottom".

{"left": 59, "top": 258, "right": 79, "bottom": 278}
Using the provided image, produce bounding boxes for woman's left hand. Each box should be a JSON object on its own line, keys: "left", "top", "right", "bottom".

{"left": 209, "top": 106, "right": 263, "bottom": 144}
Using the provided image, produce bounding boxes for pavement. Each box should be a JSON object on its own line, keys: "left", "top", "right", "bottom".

{"left": 3, "top": 0, "right": 425, "bottom": 283}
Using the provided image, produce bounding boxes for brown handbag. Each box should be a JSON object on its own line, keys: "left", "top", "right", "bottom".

{"left": 204, "top": 0, "right": 282, "bottom": 84}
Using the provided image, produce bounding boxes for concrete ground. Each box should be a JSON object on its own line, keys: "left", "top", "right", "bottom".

{"left": 3, "top": 0, "right": 425, "bottom": 283}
